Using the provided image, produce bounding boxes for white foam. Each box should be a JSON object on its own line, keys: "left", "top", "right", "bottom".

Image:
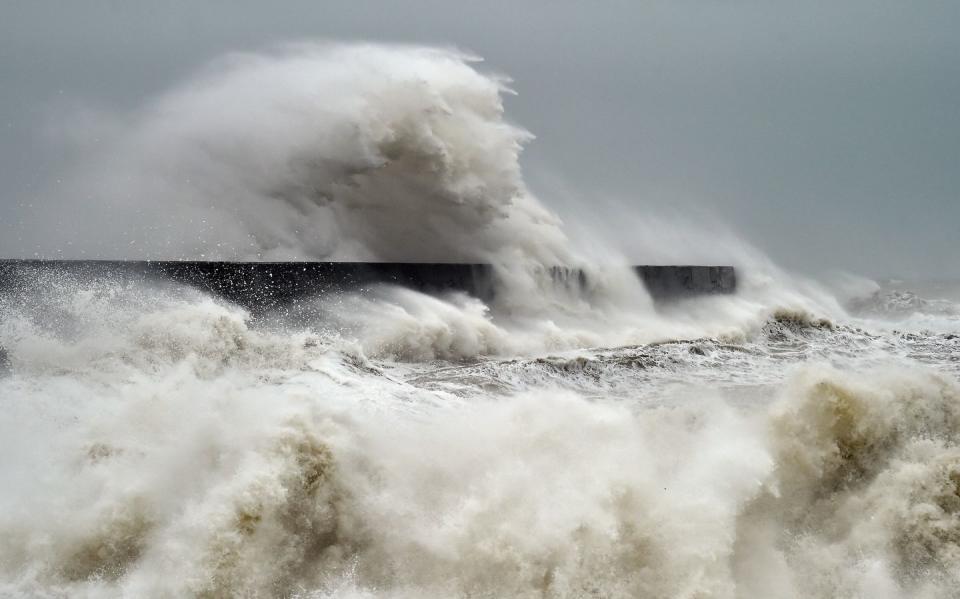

{"left": 3, "top": 306, "right": 960, "bottom": 598}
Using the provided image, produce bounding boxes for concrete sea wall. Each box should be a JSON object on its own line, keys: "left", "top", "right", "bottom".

{"left": 0, "top": 260, "right": 736, "bottom": 313}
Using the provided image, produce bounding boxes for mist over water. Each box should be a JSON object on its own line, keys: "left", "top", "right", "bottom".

{"left": 2, "top": 43, "right": 960, "bottom": 598}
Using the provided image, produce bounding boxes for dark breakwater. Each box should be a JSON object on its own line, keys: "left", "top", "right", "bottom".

{"left": 0, "top": 260, "right": 735, "bottom": 313}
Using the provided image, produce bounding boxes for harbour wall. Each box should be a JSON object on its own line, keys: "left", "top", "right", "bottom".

{"left": 0, "top": 260, "right": 736, "bottom": 313}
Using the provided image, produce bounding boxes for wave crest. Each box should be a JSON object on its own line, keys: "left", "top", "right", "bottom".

{"left": 41, "top": 43, "right": 568, "bottom": 264}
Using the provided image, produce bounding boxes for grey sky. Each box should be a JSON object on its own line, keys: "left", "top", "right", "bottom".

{"left": 2, "top": 1, "right": 958, "bottom": 277}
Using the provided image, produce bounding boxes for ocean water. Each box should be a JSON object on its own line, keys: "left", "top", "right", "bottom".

{"left": 1, "top": 43, "right": 959, "bottom": 598}
{"left": 1, "top": 270, "right": 958, "bottom": 599}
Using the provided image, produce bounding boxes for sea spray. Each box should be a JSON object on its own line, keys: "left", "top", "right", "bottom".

{"left": 29, "top": 44, "right": 568, "bottom": 266}
{"left": 9, "top": 41, "right": 859, "bottom": 357}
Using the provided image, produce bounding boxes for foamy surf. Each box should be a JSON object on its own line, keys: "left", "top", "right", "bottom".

{"left": 1, "top": 272, "right": 960, "bottom": 598}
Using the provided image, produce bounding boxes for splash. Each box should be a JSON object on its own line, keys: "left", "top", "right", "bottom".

{"left": 12, "top": 40, "right": 864, "bottom": 357}
{"left": 34, "top": 43, "right": 567, "bottom": 265}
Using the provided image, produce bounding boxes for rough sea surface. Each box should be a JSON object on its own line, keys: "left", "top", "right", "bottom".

{"left": 1, "top": 273, "right": 959, "bottom": 599}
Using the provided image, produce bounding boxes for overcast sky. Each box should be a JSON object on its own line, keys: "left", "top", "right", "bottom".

{"left": 2, "top": 1, "right": 958, "bottom": 278}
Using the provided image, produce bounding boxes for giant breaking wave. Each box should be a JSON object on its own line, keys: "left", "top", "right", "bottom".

{"left": 32, "top": 43, "right": 567, "bottom": 264}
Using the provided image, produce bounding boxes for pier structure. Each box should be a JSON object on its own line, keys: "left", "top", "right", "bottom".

{"left": 0, "top": 260, "right": 736, "bottom": 313}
